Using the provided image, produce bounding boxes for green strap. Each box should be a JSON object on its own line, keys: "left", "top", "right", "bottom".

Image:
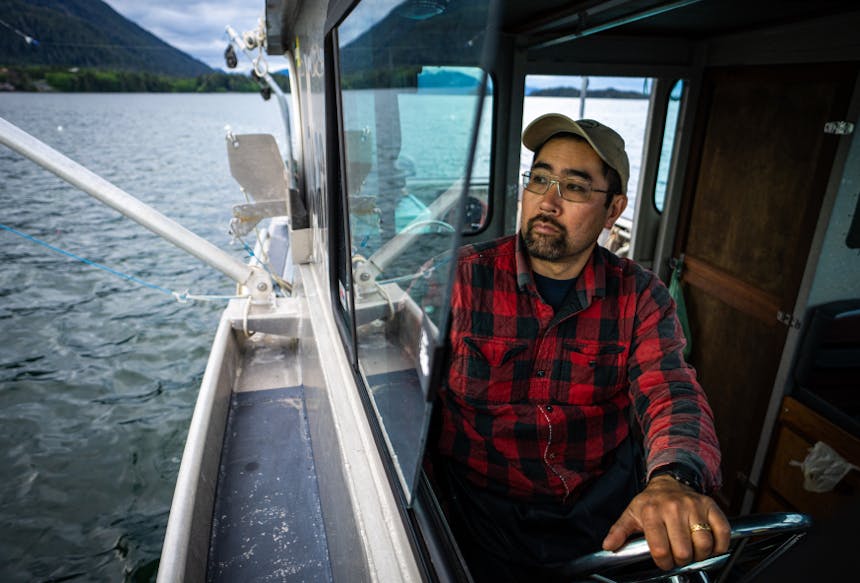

{"left": 669, "top": 257, "right": 692, "bottom": 359}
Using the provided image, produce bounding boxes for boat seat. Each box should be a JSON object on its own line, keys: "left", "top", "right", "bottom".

{"left": 793, "top": 299, "right": 860, "bottom": 436}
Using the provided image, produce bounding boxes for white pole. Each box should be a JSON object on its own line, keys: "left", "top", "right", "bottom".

{"left": 0, "top": 116, "right": 270, "bottom": 299}
{"left": 580, "top": 76, "right": 589, "bottom": 118}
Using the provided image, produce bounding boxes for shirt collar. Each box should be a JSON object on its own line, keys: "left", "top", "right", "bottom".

{"left": 515, "top": 234, "right": 608, "bottom": 307}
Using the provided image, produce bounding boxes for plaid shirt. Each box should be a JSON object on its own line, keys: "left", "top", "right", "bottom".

{"left": 437, "top": 235, "right": 721, "bottom": 502}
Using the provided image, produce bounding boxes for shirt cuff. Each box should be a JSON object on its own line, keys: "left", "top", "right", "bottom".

{"left": 649, "top": 462, "right": 705, "bottom": 494}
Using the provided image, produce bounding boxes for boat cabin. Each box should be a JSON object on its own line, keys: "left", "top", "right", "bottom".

{"left": 159, "top": 0, "right": 860, "bottom": 580}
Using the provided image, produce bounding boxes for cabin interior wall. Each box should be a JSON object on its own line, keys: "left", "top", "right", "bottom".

{"left": 492, "top": 33, "right": 525, "bottom": 240}
{"left": 672, "top": 62, "right": 856, "bottom": 514}
{"left": 691, "top": 11, "right": 860, "bottom": 515}
{"left": 805, "top": 118, "right": 860, "bottom": 309}
{"left": 628, "top": 79, "right": 670, "bottom": 268}
{"left": 652, "top": 74, "right": 703, "bottom": 282}
{"left": 743, "top": 74, "right": 860, "bottom": 515}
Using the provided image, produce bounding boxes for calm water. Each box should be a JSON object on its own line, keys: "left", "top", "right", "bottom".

{"left": 0, "top": 93, "right": 284, "bottom": 582}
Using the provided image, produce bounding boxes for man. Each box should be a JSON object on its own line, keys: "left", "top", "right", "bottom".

{"left": 435, "top": 114, "right": 729, "bottom": 581}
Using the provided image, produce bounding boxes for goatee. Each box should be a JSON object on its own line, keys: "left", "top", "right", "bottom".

{"left": 524, "top": 214, "right": 568, "bottom": 261}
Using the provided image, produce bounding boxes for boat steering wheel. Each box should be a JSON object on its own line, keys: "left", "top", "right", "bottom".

{"left": 562, "top": 512, "right": 811, "bottom": 583}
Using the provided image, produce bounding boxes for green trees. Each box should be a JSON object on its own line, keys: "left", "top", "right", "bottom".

{"left": 0, "top": 66, "right": 290, "bottom": 93}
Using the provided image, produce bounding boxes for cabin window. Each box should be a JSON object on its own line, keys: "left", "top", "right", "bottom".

{"left": 522, "top": 75, "right": 652, "bottom": 256}
{"left": 654, "top": 80, "right": 684, "bottom": 213}
{"left": 333, "top": 0, "right": 493, "bottom": 501}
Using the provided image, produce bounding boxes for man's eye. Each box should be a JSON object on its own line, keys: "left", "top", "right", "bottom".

{"left": 565, "top": 181, "right": 588, "bottom": 193}
{"left": 531, "top": 174, "right": 550, "bottom": 185}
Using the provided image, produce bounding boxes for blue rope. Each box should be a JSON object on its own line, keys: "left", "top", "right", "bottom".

{"left": 2, "top": 221, "right": 180, "bottom": 297}
{"left": 239, "top": 238, "right": 277, "bottom": 279}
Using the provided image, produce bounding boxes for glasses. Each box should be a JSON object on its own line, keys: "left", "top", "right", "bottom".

{"left": 521, "top": 170, "right": 609, "bottom": 203}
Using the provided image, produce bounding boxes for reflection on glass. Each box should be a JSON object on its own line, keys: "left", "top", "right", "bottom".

{"left": 337, "top": 0, "right": 491, "bottom": 503}
{"left": 654, "top": 80, "right": 684, "bottom": 213}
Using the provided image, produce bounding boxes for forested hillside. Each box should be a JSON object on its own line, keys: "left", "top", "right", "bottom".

{"left": 0, "top": 0, "right": 210, "bottom": 76}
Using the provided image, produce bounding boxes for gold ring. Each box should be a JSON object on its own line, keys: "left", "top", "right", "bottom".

{"left": 690, "top": 522, "right": 712, "bottom": 534}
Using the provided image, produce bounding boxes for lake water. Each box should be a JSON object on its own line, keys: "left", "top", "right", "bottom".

{"left": 0, "top": 93, "right": 284, "bottom": 582}
{"left": 0, "top": 92, "right": 646, "bottom": 581}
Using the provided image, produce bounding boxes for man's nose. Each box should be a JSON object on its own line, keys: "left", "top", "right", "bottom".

{"left": 539, "top": 186, "right": 564, "bottom": 213}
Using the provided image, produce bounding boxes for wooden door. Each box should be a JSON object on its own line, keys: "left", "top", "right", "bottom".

{"left": 675, "top": 64, "right": 856, "bottom": 513}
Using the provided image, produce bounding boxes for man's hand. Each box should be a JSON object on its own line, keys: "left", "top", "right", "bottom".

{"left": 601, "top": 474, "right": 730, "bottom": 571}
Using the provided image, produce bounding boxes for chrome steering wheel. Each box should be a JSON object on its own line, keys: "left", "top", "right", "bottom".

{"left": 563, "top": 512, "right": 812, "bottom": 583}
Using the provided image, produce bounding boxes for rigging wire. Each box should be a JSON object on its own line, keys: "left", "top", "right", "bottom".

{"left": 0, "top": 222, "right": 245, "bottom": 304}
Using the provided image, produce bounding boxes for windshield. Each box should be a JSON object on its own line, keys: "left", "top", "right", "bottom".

{"left": 335, "top": 0, "right": 493, "bottom": 502}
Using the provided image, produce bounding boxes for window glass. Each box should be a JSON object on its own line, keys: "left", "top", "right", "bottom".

{"left": 522, "top": 75, "right": 652, "bottom": 256}
{"left": 336, "top": 0, "right": 492, "bottom": 502}
{"left": 654, "top": 80, "right": 684, "bottom": 213}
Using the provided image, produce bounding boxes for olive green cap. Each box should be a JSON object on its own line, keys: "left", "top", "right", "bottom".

{"left": 522, "top": 114, "right": 630, "bottom": 194}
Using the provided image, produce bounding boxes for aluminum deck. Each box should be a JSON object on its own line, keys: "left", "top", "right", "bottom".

{"left": 207, "top": 385, "right": 332, "bottom": 582}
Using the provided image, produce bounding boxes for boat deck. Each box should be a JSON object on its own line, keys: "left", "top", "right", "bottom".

{"left": 207, "top": 384, "right": 332, "bottom": 582}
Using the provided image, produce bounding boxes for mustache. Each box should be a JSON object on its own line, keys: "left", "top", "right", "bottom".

{"left": 527, "top": 213, "right": 566, "bottom": 234}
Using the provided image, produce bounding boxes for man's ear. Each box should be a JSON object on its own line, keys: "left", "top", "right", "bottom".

{"left": 604, "top": 194, "right": 628, "bottom": 229}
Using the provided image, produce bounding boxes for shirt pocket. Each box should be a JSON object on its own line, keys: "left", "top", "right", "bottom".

{"left": 449, "top": 335, "right": 528, "bottom": 403}
{"left": 558, "top": 341, "right": 627, "bottom": 404}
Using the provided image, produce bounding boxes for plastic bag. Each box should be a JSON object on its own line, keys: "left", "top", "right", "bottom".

{"left": 790, "top": 441, "right": 859, "bottom": 493}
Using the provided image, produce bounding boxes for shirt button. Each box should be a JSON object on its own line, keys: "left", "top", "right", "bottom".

{"left": 536, "top": 369, "right": 546, "bottom": 377}
{"left": 545, "top": 404, "right": 553, "bottom": 412}
{"left": 548, "top": 453, "right": 556, "bottom": 460}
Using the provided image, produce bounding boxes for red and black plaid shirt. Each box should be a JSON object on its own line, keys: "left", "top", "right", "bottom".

{"left": 437, "top": 235, "right": 721, "bottom": 502}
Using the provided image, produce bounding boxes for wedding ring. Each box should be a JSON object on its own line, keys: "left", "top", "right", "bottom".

{"left": 690, "top": 522, "right": 712, "bottom": 534}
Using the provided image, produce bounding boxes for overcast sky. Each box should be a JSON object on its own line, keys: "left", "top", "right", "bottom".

{"left": 101, "top": 1, "right": 647, "bottom": 92}
{"left": 103, "top": 0, "right": 264, "bottom": 71}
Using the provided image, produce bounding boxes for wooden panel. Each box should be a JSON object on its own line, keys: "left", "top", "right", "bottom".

{"left": 684, "top": 66, "right": 849, "bottom": 310}
{"left": 682, "top": 254, "right": 781, "bottom": 326}
{"left": 780, "top": 397, "right": 860, "bottom": 463}
{"left": 758, "top": 398, "right": 860, "bottom": 520}
{"left": 675, "top": 64, "right": 856, "bottom": 513}
{"left": 685, "top": 288, "right": 784, "bottom": 508}
{"left": 755, "top": 488, "right": 790, "bottom": 514}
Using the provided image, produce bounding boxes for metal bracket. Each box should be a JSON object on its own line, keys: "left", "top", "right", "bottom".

{"left": 824, "top": 121, "right": 855, "bottom": 135}
{"left": 776, "top": 310, "right": 802, "bottom": 329}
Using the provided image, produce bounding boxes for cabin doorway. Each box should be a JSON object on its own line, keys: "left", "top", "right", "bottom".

{"left": 674, "top": 64, "right": 856, "bottom": 513}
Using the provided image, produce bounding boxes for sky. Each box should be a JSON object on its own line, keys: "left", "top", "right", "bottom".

{"left": 102, "top": 0, "right": 648, "bottom": 92}
{"left": 103, "top": 0, "right": 265, "bottom": 71}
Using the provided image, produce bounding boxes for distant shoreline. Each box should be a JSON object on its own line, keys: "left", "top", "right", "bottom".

{"left": 527, "top": 87, "right": 648, "bottom": 99}
{"left": 1, "top": 67, "right": 648, "bottom": 99}
{"left": 0, "top": 66, "right": 289, "bottom": 94}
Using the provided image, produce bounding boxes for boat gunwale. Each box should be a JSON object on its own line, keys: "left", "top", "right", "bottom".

{"left": 157, "top": 314, "right": 239, "bottom": 583}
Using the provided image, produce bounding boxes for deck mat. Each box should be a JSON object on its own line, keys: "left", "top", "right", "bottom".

{"left": 207, "top": 386, "right": 332, "bottom": 582}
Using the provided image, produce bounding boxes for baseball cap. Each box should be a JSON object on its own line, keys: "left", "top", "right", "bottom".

{"left": 522, "top": 114, "right": 630, "bottom": 194}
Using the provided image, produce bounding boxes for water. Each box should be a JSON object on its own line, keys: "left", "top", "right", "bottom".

{"left": 0, "top": 93, "right": 284, "bottom": 582}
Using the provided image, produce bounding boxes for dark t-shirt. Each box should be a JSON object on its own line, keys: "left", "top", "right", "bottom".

{"left": 532, "top": 271, "right": 576, "bottom": 311}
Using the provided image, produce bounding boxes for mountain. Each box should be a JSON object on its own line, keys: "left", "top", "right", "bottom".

{"left": 527, "top": 86, "right": 648, "bottom": 99}
{"left": 0, "top": 0, "right": 211, "bottom": 77}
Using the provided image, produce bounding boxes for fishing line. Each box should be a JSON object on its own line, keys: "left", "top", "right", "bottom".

{"left": 236, "top": 236, "right": 292, "bottom": 294}
{"left": 0, "top": 222, "right": 244, "bottom": 303}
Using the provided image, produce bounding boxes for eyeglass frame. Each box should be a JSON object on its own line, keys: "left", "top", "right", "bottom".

{"left": 521, "top": 170, "right": 611, "bottom": 203}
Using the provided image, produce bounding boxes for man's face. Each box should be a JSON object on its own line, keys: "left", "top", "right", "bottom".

{"left": 520, "top": 136, "right": 627, "bottom": 277}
